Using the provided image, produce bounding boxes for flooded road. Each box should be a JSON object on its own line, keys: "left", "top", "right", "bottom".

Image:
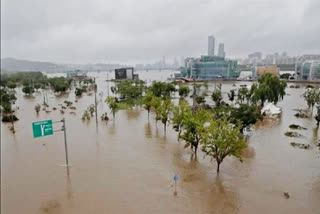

{"left": 1, "top": 71, "right": 320, "bottom": 213}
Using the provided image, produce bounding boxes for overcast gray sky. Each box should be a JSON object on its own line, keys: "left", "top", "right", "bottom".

{"left": 1, "top": 0, "right": 320, "bottom": 64}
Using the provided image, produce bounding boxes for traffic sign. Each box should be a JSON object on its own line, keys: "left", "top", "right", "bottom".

{"left": 32, "top": 120, "right": 53, "bottom": 138}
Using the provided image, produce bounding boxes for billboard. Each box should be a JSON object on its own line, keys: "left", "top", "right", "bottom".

{"left": 115, "top": 68, "right": 134, "bottom": 80}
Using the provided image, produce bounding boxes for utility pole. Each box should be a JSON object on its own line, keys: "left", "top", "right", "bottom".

{"left": 94, "top": 78, "right": 98, "bottom": 124}
{"left": 191, "top": 61, "right": 196, "bottom": 114}
{"left": 61, "top": 118, "right": 69, "bottom": 166}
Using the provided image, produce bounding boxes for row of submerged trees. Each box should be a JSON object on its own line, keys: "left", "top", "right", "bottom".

{"left": 104, "top": 73, "right": 287, "bottom": 172}
{"left": 0, "top": 72, "right": 93, "bottom": 131}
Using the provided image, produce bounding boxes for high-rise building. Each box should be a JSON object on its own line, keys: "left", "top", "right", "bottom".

{"left": 218, "top": 43, "right": 225, "bottom": 58}
{"left": 208, "top": 36, "right": 215, "bottom": 56}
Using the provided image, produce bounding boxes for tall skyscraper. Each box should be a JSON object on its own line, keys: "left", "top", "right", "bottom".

{"left": 208, "top": 36, "right": 215, "bottom": 56}
{"left": 218, "top": 43, "right": 225, "bottom": 58}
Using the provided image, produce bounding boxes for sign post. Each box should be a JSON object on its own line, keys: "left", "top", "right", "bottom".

{"left": 61, "top": 118, "right": 69, "bottom": 166}
{"left": 32, "top": 120, "right": 53, "bottom": 138}
{"left": 32, "top": 118, "right": 69, "bottom": 166}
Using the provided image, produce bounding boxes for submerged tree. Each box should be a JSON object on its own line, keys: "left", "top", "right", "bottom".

{"left": 303, "top": 88, "right": 320, "bottom": 114}
{"left": 48, "top": 77, "right": 72, "bottom": 93}
{"left": 106, "top": 96, "right": 119, "bottom": 120}
{"left": 171, "top": 100, "right": 192, "bottom": 139}
{"left": 211, "top": 86, "right": 223, "bottom": 107}
{"left": 179, "top": 110, "right": 211, "bottom": 154}
{"left": 252, "top": 73, "right": 287, "bottom": 107}
{"left": 200, "top": 117, "right": 247, "bottom": 173}
{"left": 151, "top": 96, "right": 162, "bottom": 124}
{"left": 22, "top": 85, "right": 35, "bottom": 95}
{"left": 150, "top": 81, "right": 176, "bottom": 98}
{"left": 158, "top": 98, "right": 173, "bottom": 134}
{"left": 230, "top": 104, "right": 258, "bottom": 133}
{"left": 0, "top": 88, "right": 18, "bottom": 131}
{"left": 178, "top": 85, "right": 190, "bottom": 98}
{"left": 142, "top": 91, "right": 154, "bottom": 119}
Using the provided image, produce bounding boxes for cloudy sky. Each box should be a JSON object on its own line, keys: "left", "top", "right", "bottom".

{"left": 1, "top": 0, "right": 320, "bottom": 64}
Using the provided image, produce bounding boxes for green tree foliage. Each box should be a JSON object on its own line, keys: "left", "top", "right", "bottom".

{"left": 236, "top": 87, "right": 249, "bottom": 104}
{"left": 200, "top": 117, "right": 247, "bottom": 173}
{"left": 112, "top": 80, "right": 145, "bottom": 103}
{"left": 230, "top": 104, "right": 258, "bottom": 133}
{"left": 151, "top": 96, "right": 162, "bottom": 123}
{"left": 48, "top": 77, "right": 72, "bottom": 93}
{"left": 195, "top": 95, "right": 206, "bottom": 106}
{"left": 142, "top": 91, "right": 154, "bottom": 118}
{"left": 211, "top": 87, "right": 223, "bottom": 107}
{"left": 179, "top": 110, "right": 212, "bottom": 154}
{"left": 178, "top": 85, "right": 190, "bottom": 98}
{"left": 0, "top": 72, "right": 47, "bottom": 88}
{"left": 303, "top": 88, "right": 320, "bottom": 113}
{"left": 0, "top": 88, "right": 17, "bottom": 113}
{"left": 171, "top": 100, "right": 192, "bottom": 139}
{"left": 7, "top": 81, "right": 17, "bottom": 89}
{"left": 22, "top": 85, "right": 35, "bottom": 95}
{"left": 150, "top": 81, "right": 176, "bottom": 98}
{"left": 0, "top": 88, "right": 18, "bottom": 123}
{"left": 158, "top": 98, "right": 173, "bottom": 134}
{"left": 106, "top": 96, "right": 119, "bottom": 120}
{"left": 34, "top": 83, "right": 41, "bottom": 91}
{"left": 252, "top": 73, "right": 287, "bottom": 106}
{"left": 75, "top": 87, "right": 84, "bottom": 96}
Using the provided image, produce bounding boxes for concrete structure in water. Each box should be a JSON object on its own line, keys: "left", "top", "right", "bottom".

{"left": 257, "top": 65, "right": 279, "bottom": 76}
{"left": 208, "top": 36, "right": 215, "bottom": 56}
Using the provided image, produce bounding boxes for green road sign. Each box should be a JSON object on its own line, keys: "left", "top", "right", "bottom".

{"left": 32, "top": 120, "right": 53, "bottom": 138}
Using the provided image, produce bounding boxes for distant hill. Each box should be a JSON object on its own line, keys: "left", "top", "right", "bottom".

{"left": 0, "top": 58, "right": 126, "bottom": 73}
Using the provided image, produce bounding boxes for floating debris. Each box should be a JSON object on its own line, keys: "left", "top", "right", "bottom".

{"left": 290, "top": 142, "right": 310, "bottom": 149}
{"left": 285, "top": 131, "right": 303, "bottom": 137}
{"left": 64, "top": 100, "right": 73, "bottom": 107}
{"left": 294, "top": 112, "right": 309, "bottom": 118}
{"left": 289, "top": 124, "right": 307, "bottom": 130}
{"left": 283, "top": 192, "right": 290, "bottom": 199}
{"left": 289, "top": 85, "right": 300, "bottom": 88}
{"left": 293, "top": 109, "right": 310, "bottom": 118}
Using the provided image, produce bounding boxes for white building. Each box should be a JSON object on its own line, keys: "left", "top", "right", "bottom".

{"left": 208, "top": 35, "right": 215, "bottom": 56}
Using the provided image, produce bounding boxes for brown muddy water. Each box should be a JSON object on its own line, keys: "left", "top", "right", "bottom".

{"left": 1, "top": 71, "right": 320, "bottom": 214}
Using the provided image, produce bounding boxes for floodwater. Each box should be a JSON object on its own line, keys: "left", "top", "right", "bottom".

{"left": 1, "top": 70, "right": 320, "bottom": 214}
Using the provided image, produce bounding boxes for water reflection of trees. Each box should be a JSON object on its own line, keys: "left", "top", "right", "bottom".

{"left": 171, "top": 150, "right": 240, "bottom": 213}
{"left": 107, "top": 122, "right": 116, "bottom": 135}
{"left": 144, "top": 122, "right": 152, "bottom": 138}
{"left": 126, "top": 108, "right": 141, "bottom": 120}
{"left": 312, "top": 127, "right": 319, "bottom": 144}
{"left": 254, "top": 118, "right": 281, "bottom": 130}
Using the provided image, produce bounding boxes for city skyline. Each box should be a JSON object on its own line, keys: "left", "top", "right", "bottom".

{"left": 1, "top": 0, "right": 320, "bottom": 64}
